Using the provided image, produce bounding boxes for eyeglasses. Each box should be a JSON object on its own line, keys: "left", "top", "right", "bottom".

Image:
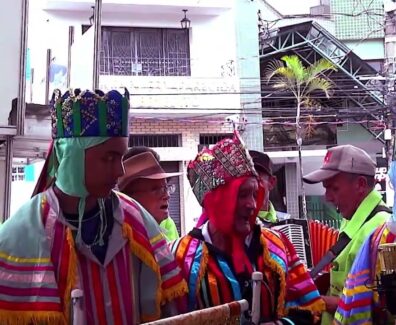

{"left": 135, "top": 184, "right": 176, "bottom": 196}
{"left": 152, "top": 184, "right": 176, "bottom": 196}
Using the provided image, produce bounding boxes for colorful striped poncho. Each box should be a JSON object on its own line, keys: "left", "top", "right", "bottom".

{"left": 171, "top": 224, "right": 324, "bottom": 323}
{"left": 334, "top": 223, "right": 396, "bottom": 325}
{"left": 0, "top": 188, "right": 187, "bottom": 325}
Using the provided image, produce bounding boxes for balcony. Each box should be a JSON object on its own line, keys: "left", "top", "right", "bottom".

{"left": 68, "top": 10, "right": 240, "bottom": 119}
{"left": 100, "top": 27, "right": 191, "bottom": 77}
{"left": 43, "top": 0, "right": 232, "bottom": 15}
{"left": 97, "top": 25, "right": 240, "bottom": 118}
{"left": 100, "top": 56, "right": 191, "bottom": 77}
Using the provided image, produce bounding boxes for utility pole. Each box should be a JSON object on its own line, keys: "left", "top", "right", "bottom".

{"left": 92, "top": 0, "right": 102, "bottom": 90}
{"left": 234, "top": 0, "right": 264, "bottom": 151}
{"left": 45, "top": 49, "right": 52, "bottom": 105}
{"left": 67, "top": 26, "right": 74, "bottom": 88}
{"left": 17, "top": 0, "right": 29, "bottom": 137}
{"left": 384, "top": 1, "right": 396, "bottom": 162}
{"left": 383, "top": 0, "right": 396, "bottom": 211}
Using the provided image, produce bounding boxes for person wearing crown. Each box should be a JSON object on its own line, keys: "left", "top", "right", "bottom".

{"left": 171, "top": 132, "right": 324, "bottom": 324}
{"left": 0, "top": 89, "right": 187, "bottom": 324}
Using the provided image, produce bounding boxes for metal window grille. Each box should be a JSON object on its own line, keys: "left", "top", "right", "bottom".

{"left": 198, "top": 133, "right": 233, "bottom": 151}
{"left": 100, "top": 27, "right": 190, "bottom": 76}
{"left": 11, "top": 166, "right": 25, "bottom": 182}
{"left": 129, "top": 134, "right": 181, "bottom": 147}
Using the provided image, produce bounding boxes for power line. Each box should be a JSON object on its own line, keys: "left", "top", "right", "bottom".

{"left": 261, "top": 5, "right": 385, "bottom": 24}
{"left": 131, "top": 115, "right": 388, "bottom": 128}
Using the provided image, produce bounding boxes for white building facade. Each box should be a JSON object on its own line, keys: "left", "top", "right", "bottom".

{"left": 7, "top": 0, "right": 266, "bottom": 233}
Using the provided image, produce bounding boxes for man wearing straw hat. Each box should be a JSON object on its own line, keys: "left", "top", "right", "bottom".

{"left": 0, "top": 89, "right": 187, "bottom": 324}
{"left": 303, "top": 144, "right": 391, "bottom": 325}
{"left": 118, "top": 146, "right": 181, "bottom": 242}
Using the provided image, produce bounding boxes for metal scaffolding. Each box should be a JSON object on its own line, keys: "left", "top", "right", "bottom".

{"left": 259, "top": 21, "right": 387, "bottom": 142}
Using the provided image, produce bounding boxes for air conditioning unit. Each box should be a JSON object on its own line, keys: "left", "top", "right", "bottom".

{"left": 271, "top": 218, "right": 312, "bottom": 268}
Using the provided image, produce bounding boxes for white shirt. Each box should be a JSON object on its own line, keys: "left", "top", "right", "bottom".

{"left": 200, "top": 221, "right": 253, "bottom": 247}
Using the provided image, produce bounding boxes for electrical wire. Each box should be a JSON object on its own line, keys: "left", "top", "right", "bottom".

{"left": 102, "top": 4, "right": 389, "bottom": 128}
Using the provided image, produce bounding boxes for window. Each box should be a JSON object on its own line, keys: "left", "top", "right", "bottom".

{"left": 263, "top": 123, "right": 337, "bottom": 151}
{"left": 129, "top": 134, "right": 180, "bottom": 147}
{"left": 161, "top": 162, "right": 182, "bottom": 235}
{"left": 101, "top": 27, "right": 190, "bottom": 76}
{"left": 12, "top": 166, "right": 25, "bottom": 182}
{"left": 198, "top": 133, "right": 233, "bottom": 151}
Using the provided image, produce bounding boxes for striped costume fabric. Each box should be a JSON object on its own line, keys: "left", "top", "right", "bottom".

{"left": 171, "top": 225, "right": 324, "bottom": 322}
{"left": 334, "top": 224, "right": 396, "bottom": 325}
{"left": 0, "top": 188, "right": 187, "bottom": 325}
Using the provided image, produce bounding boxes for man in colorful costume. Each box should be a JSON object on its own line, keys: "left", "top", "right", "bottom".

{"left": 303, "top": 145, "right": 391, "bottom": 325}
{"left": 0, "top": 89, "right": 187, "bottom": 324}
{"left": 171, "top": 133, "right": 324, "bottom": 324}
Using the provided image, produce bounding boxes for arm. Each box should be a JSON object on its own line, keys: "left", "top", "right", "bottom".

{"left": 322, "top": 295, "right": 340, "bottom": 314}
{"left": 334, "top": 224, "right": 389, "bottom": 324}
{"left": 280, "top": 232, "right": 325, "bottom": 314}
{"left": 276, "top": 232, "right": 324, "bottom": 324}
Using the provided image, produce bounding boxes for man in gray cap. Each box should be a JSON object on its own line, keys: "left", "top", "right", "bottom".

{"left": 303, "top": 144, "right": 391, "bottom": 325}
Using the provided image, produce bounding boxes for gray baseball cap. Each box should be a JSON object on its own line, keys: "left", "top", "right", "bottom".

{"left": 303, "top": 145, "right": 376, "bottom": 184}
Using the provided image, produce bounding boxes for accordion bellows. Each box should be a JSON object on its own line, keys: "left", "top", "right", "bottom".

{"left": 187, "top": 132, "right": 257, "bottom": 205}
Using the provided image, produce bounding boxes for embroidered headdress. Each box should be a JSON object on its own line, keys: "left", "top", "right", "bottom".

{"left": 187, "top": 131, "right": 257, "bottom": 205}
{"left": 33, "top": 88, "right": 131, "bottom": 247}
{"left": 189, "top": 132, "right": 264, "bottom": 277}
{"left": 50, "top": 88, "right": 129, "bottom": 138}
{"left": 33, "top": 88, "right": 130, "bottom": 196}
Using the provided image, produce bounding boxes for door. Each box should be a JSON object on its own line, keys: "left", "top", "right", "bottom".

{"left": 161, "top": 161, "right": 181, "bottom": 235}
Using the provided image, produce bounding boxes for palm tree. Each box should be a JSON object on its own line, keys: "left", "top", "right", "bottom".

{"left": 265, "top": 55, "right": 337, "bottom": 219}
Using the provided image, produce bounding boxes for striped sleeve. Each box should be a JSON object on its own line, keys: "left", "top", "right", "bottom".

{"left": 334, "top": 225, "right": 396, "bottom": 325}
{"left": 279, "top": 232, "right": 325, "bottom": 314}
{"left": 0, "top": 194, "right": 65, "bottom": 324}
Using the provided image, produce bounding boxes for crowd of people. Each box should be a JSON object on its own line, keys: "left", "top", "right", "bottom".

{"left": 0, "top": 88, "right": 394, "bottom": 324}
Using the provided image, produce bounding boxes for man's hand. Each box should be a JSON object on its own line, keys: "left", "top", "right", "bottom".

{"left": 322, "top": 295, "right": 340, "bottom": 314}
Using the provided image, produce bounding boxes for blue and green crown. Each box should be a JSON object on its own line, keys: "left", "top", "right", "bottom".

{"left": 50, "top": 88, "right": 130, "bottom": 139}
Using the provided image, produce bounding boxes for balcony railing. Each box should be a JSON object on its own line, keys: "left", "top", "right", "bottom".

{"left": 100, "top": 55, "right": 191, "bottom": 77}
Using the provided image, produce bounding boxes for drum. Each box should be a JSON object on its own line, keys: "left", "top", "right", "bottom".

{"left": 378, "top": 243, "right": 396, "bottom": 317}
